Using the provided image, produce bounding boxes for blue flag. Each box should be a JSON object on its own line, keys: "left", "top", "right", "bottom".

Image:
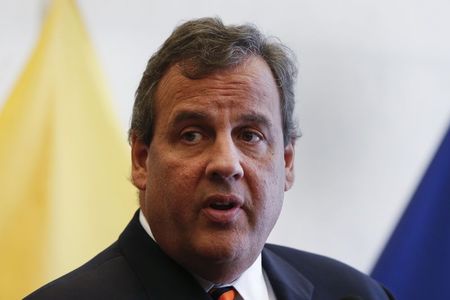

{"left": 371, "top": 125, "right": 450, "bottom": 300}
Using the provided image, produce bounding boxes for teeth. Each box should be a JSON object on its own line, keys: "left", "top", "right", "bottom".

{"left": 210, "top": 202, "right": 233, "bottom": 210}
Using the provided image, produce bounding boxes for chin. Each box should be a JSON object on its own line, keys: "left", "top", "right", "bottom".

{"left": 174, "top": 236, "right": 258, "bottom": 283}
{"left": 194, "top": 240, "right": 243, "bottom": 263}
{"left": 199, "top": 231, "right": 255, "bottom": 262}
{"left": 188, "top": 244, "right": 249, "bottom": 283}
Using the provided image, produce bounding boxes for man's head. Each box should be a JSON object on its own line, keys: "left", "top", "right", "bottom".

{"left": 130, "top": 17, "right": 299, "bottom": 283}
{"left": 129, "top": 17, "right": 298, "bottom": 146}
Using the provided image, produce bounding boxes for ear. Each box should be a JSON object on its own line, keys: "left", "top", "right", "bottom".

{"left": 284, "top": 142, "right": 295, "bottom": 191}
{"left": 131, "top": 134, "right": 149, "bottom": 191}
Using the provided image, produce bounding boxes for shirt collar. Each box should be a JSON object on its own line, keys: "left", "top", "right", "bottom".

{"left": 139, "top": 209, "right": 154, "bottom": 239}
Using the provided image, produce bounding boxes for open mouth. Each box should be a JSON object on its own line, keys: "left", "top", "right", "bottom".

{"left": 203, "top": 194, "right": 243, "bottom": 223}
{"left": 209, "top": 202, "right": 235, "bottom": 210}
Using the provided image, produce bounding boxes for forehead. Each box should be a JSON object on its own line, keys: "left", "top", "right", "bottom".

{"left": 153, "top": 56, "right": 281, "bottom": 121}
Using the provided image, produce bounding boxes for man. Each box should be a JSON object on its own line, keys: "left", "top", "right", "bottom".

{"left": 26, "top": 18, "right": 394, "bottom": 299}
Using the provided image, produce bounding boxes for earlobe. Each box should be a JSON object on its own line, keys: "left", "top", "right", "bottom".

{"left": 284, "top": 142, "right": 295, "bottom": 191}
{"left": 131, "top": 134, "right": 149, "bottom": 191}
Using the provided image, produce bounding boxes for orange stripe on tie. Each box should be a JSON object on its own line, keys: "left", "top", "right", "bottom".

{"left": 209, "top": 286, "right": 236, "bottom": 300}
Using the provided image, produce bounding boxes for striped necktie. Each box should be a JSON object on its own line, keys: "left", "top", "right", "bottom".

{"left": 209, "top": 286, "right": 236, "bottom": 300}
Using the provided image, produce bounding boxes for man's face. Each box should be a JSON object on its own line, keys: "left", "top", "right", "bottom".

{"left": 131, "top": 56, "right": 295, "bottom": 282}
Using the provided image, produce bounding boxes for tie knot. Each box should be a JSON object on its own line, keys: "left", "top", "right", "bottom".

{"left": 209, "top": 286, "right": 236, "bottom": 300}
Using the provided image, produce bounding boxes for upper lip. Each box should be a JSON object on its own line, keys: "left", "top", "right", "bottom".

{"left": 203, "top": 194, "right": 244, "bottom": 209}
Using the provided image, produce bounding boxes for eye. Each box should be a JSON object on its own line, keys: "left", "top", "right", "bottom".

{"left": 180, "top": 131, "right": 203, "bottom": 144}
{"left": 239, "top": 130, "right": 263, "bottom": 144}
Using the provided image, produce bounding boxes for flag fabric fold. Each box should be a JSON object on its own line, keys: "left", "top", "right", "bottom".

{"left": 0, "top": 0, "right": 136, "bottom": 298}
{"left": 371, "top": 125, "right": 450, "bottom": 300}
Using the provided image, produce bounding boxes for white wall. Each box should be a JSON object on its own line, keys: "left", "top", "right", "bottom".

{"left": 1, "top": 0, "right": 449, "bottom": 272}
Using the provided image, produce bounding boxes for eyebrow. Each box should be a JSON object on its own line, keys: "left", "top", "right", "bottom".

{"left": 170, "top": 111, "right": 210, "bottom": 127}
{"left": 169, "top": 110, "right": 273, "bottom": 128}
{"left": 239, "top": 113, "right": 273, "bottom": 129}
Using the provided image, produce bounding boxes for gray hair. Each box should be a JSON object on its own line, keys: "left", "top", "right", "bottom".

{"left": 129, "top": 17, "right": 299, "bottom": 146}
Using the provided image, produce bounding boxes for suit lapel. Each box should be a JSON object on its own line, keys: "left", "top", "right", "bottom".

{"left": 118, "top": 211, "right": 211, "bottom": 300}
{"left": 262, "top": 246, "right": 314, "bottom": 300}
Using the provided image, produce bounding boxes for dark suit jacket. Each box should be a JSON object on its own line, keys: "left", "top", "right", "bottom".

{"left": 25, "top": 211, "right": 394, "bottom": 299}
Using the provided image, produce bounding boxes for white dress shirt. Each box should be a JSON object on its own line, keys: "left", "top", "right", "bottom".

{"left": 139, "top": 210, "right": 276, "bottom": 300}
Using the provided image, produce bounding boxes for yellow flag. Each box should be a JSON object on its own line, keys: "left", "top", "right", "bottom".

{"left": 0, "top": 0, "right": 137, "bottom": 298}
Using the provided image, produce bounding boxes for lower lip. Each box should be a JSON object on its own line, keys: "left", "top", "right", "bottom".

{"left": 202, "top": 206, "right": 241, "bottom": 224}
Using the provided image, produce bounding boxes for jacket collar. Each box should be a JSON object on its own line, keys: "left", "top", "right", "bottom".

{"left": 262, "top": 246, "right": 314, "bottom": 300}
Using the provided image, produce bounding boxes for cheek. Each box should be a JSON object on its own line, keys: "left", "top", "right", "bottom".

{"left": 247, "top": 155, "right": 285, "bottom": 215}
{"left": 263, "top": 151, "right": 286, "bottom": 198}
{"left": 165, "top": 155, "right": 203, "bottom": 190}
{"left": 255, "top": 149, "right": 286, "bottom": 190}
{"left": 260, "top": 175, "right": 284, "bottom": 217}
{"left": 147, "top": 150, "right": 203, "bottom": 209}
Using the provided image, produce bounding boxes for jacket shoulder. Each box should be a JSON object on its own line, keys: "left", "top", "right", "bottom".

{"left": 264, "top": 244, "right": 394, "bottom": 299}
{"left": 24, "top": 242, "right": 145, "bottom": 299}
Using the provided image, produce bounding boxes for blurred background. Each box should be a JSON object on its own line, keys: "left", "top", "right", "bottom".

{"left": 1, "top": 0, "right": 449, "bottom": 298}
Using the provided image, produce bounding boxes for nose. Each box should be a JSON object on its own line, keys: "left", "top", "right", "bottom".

{"left": 205, "top": 136, "right": 244, "bottom": 181}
